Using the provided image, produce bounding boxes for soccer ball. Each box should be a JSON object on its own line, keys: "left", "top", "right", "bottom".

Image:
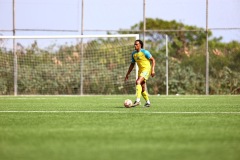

{"left": 124, "top": 99, "right": 132, "bottom": 108}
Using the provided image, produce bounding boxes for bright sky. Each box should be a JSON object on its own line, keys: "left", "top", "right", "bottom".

{"left": 0, "top": 0, "right": 240, "bottom": 42}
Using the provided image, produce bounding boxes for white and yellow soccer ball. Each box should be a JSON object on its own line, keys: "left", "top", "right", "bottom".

{"left": 124, "top": 99, "right": 132, "bottom": 108}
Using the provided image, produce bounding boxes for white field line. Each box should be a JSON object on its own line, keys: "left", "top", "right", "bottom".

{"left": 0, "top": 97, "right": 60, "bottom": 100}
{"left": 102, "top": 97, "right": 210, "bottom": 100}
{"left": 0, "top": 111, "right": 240, "bottom": 114}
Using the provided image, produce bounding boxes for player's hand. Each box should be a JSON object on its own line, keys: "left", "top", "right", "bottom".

{"left": 151, "top": 71, "right": 155, "bottom": 77}
{"left": 125, "top": 75, "right": 129, "bottom": 81}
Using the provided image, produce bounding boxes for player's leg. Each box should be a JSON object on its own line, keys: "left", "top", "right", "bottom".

{"left": 132, "top": 70, "right": 150, "bottom": 107}
{"left": 132, "top": 76, "right": 145, "bottom": 107}
{"left": 141, "top": 70, "right": 151, "bottom": 107}
{"left": 141, "top": 81, "right": 151, "bottom": 107}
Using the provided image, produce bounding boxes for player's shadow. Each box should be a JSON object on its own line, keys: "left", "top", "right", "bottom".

{"left": 114, "top": 106, "right": 134, "bottom": 109}
{"left": 114, "top": 106, "right": 126, "bottom": 108}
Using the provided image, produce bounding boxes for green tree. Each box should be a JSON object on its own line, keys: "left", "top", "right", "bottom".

{"left": 120, "top": 18, "right": 212, "bottom": 59}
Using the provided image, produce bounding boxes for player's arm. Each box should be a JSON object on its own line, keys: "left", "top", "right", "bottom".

{"left": 143, "top": 50, "right": 155, "bottom": 77}
{"left": 149, "top": 56, "right": 155, "bottom": 77}
{"left": 125, "top": 63, "right": 135, "bottom": 81}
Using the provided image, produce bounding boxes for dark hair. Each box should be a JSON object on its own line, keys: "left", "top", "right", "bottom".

{"left": 135, "top": 40, "right": 144, "bottom": 48}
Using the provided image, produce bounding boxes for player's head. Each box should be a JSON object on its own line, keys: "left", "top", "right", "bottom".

{"left": 135, "top": 40, "right": 144, "bottom": 48}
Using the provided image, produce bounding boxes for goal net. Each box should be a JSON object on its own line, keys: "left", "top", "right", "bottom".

{"left": 0, "top": 34, "right": 139, "bottom": 95}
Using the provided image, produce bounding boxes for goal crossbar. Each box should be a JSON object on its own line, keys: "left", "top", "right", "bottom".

{"left": 0, "top": 34, "right": 139, "bottom": 39}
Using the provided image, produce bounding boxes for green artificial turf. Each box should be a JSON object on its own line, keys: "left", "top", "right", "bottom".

{"left": 0, "top": 95, "right": 240, "bottom": 160}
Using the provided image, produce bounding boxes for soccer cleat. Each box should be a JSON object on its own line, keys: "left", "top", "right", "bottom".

{"left": 131, "top": 101, "right": 141, "bottom": 107}
{"left": 144, "top": 102, "right": 151, "bottom": 107}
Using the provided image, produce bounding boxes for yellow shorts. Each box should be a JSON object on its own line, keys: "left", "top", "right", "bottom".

{"left": 139, "top": 70, "right": 151, "bottom": 80}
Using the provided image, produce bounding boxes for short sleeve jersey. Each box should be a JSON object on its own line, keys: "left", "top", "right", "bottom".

{"left": 131, "top": 49, "right": 152, "bottom": 71}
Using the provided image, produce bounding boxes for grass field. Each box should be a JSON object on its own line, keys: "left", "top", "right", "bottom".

{"left": 0, "top": 95, "right": 240, "bottom": 160}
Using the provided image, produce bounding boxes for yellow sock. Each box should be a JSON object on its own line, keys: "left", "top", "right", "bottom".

{"left": 136, "top": 85, "right": 142, "bottom": 100}
{"left": 141, "top": 91, "right": 149, "bottom": 101}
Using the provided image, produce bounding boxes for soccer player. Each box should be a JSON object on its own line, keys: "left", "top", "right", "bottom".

{"left": 125, "top": 40, "right": 155, "bottom": 107}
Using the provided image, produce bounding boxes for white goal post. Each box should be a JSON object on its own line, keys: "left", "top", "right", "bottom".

{"left": 0, "top": 34, "right": 139, "bottom": 95}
